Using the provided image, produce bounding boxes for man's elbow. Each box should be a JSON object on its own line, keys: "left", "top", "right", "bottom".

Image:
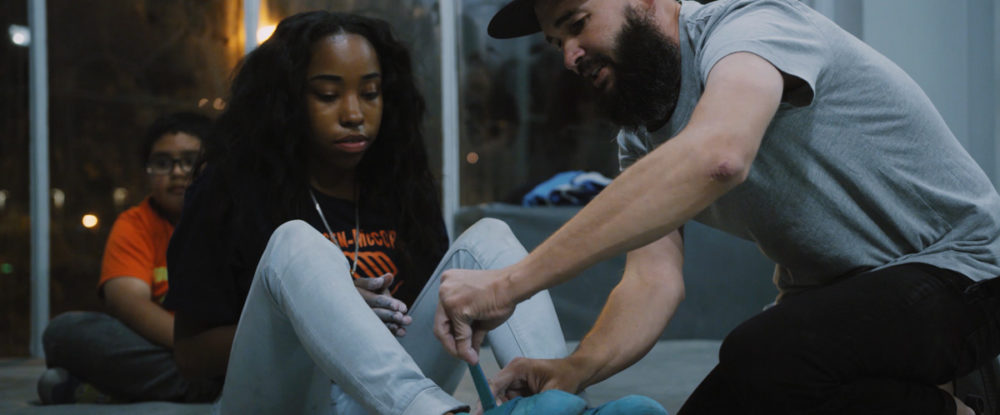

{"left": 700, "top": 146, "right": 753, "bottom": 187}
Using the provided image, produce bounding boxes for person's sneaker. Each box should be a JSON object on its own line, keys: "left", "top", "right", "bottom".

{"left": 36, "top": 368, "right": 115, "bottom": 404}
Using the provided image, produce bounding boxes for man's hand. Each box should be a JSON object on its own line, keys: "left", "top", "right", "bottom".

{"left": 355, "top": 273, "right": 412, "bottom": 337}
{"left": 434, "top": 268, "right": 517, "bottom": 364}
{"left": 489, "top": 357, "right": 589, "bottom": 402}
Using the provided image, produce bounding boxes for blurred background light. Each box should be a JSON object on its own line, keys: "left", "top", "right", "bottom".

{"left": 81, "top": 214, "right": 98, "bottom": 229}
{"left": 113, "top": 187, "right": 128, "bottom": 208}
{"left": 8, "top": 24, "right": 29, "bottom": 47}
{"left": 52, "top": 188, "right": 65, "bottom": 209}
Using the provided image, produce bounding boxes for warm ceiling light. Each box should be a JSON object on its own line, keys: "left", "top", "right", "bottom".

{"left": 257, "top": 25, "right": 276, "bottom": 44}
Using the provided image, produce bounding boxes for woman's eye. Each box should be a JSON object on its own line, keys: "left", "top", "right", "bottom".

{"left": 314, "top": 91, "right": 337, "bottom": 102}
{"left": 362, "top": 90, "right": 381, "bottom": 100}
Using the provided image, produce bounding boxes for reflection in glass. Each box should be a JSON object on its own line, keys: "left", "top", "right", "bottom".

{"left": 458, "top": 1, "right": 619, "bottom": 205}
{"left": 0, "top": 0, "right": 444, "bottom": 356}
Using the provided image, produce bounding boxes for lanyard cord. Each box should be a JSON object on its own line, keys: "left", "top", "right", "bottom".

{"left": 309, "top": 188, "right": 360, "bottom": 276}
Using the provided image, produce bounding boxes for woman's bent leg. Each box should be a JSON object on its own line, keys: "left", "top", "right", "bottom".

{"left": 219, "top": 220, "right": 465, "bottom": 415}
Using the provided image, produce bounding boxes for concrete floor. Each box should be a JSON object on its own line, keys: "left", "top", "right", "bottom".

{"left": 0, "top": 340, "right": 720, "bottom": 415}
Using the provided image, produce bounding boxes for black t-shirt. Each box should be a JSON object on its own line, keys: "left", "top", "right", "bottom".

{"left": 164, "top": 169, "right": 446, "bottom": 327}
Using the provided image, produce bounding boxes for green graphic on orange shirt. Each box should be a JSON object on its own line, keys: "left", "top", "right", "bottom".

{"left": 153, "top": 266, "right": 169, "bottom": 303}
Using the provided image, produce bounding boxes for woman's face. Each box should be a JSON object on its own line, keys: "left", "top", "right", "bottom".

{"left": 305, "top": 33, "right": 383, "bottom": 171}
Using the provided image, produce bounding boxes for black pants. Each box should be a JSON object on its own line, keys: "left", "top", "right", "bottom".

{"left": 678, "top": 263, "right": 1000, "bottom": 415}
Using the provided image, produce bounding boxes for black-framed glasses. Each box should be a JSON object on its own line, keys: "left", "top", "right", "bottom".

{"left": 146, "top": 154, "right": 198, "bottom": 175}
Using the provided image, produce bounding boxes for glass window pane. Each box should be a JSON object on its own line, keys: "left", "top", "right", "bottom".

{"left": 0, "top": 2, "right": 30, "bottom": 357}
{"left": 458, "top": 1, "right": 620, "bottom": 206}
{"left": 32, "top": 0, "right": 242, "bottom": 356}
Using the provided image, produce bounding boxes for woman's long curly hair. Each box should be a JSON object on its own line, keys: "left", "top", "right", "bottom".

{"left": 202, "top": 11, "right": 445, "bottom": 278}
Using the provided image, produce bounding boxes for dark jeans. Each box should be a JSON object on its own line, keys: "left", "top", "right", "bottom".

{"left": 678, "top": 263, "right": 1000, "bottom": 415}
{"left": 43, "top": 311, "right": 221, "bottom": 403}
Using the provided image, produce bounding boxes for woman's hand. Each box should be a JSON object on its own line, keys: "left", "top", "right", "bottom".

{"left": 490, "top": 357, "right": 587, "bottom": 402}
{"left": 354, "top": 273, "right": 412, "bottom": 337}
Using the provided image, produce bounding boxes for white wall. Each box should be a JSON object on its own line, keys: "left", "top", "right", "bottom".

{"left": 995, "top": 0, "right": 1000, "bottom": 190}
{"left": 809, "top": 1, "right": 998, "bottom": 187}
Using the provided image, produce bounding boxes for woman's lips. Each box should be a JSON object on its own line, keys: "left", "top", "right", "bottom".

{"left": 333, "top": 135, "right": 370, "bottom": 153}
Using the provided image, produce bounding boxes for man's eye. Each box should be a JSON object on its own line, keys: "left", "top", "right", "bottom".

{"left": 179, "top": 157, "right": 198, "bottom": 169}
{"left": 569, "top": 16, "right": 586, "bottom": 35}
{"left": 150, "top": 159, "right": 171, "bottom": 169}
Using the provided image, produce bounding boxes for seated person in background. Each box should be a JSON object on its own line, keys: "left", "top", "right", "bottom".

{"left": 38, "top": 111, "right": 222, "bottom": 404}
{"left": 164, "top": 11, "right": 568, "bottom": 415}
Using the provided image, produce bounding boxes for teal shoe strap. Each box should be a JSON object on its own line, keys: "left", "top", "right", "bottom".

{"left": 469, "top": 362, "right": 497, "bottom": 410}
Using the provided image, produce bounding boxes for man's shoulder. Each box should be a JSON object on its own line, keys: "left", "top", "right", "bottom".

{"left": 686, "top": 0, "right": 813, "bottom": 35}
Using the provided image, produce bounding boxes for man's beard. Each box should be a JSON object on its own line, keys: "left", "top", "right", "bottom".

{"left": 597, "top": 7, "right": 682, "bottom": 130}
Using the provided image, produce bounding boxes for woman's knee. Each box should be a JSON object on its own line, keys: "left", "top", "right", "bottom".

{"left": 452, "top": 218, "right": 524, "bottom": 254}
{"left": 269, "top": 220, "right": 320, "bottom": 248}
{"left": 258, "top": 220, "right": 350, "bottom": 279}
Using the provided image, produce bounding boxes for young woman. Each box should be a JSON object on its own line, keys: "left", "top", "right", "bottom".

{"left": 164, "top": 11, "right": 567, "bottom": 414}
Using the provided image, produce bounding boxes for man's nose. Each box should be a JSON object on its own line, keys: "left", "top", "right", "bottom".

{"left": 562, "top": 40, "right": 585, "bottom": 73}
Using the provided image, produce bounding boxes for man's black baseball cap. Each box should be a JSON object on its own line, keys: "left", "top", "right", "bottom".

{"left": 488, "top": 0, "right": 543, "bottom": 39}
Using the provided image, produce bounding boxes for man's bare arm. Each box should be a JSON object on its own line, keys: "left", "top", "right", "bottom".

{"left": 566, "top": 230, "right": 685, "bottom": 389}
{"left": 502, "top": 52, "right": 784, "bottom": 303}
{"left": 491, "top": 230, "right": 686, "bottom": 398}
{"left": 437, "top": 52, "right": 785, "bottom": 364}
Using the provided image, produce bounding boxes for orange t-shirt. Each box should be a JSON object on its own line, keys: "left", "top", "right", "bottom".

{"left": 98, "top": 197, "right": 173, "bottom": 304}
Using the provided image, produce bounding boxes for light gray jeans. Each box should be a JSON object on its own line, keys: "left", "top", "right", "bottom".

{"left": 218, "top": 218, "right": 568, "bottom": 415}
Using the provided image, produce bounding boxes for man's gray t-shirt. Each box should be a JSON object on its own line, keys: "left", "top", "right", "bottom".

{"left": 617, "top": 0, "right": 1000, "bottom": 296}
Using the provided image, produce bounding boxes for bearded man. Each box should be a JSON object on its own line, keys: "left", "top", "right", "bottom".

{"left": 435, "top": 1, "right": 1000, "bottom": 414}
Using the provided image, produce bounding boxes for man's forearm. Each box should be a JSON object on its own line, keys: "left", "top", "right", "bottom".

{"left": 565, "top": 234, "right": 685, "bottom": 389}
